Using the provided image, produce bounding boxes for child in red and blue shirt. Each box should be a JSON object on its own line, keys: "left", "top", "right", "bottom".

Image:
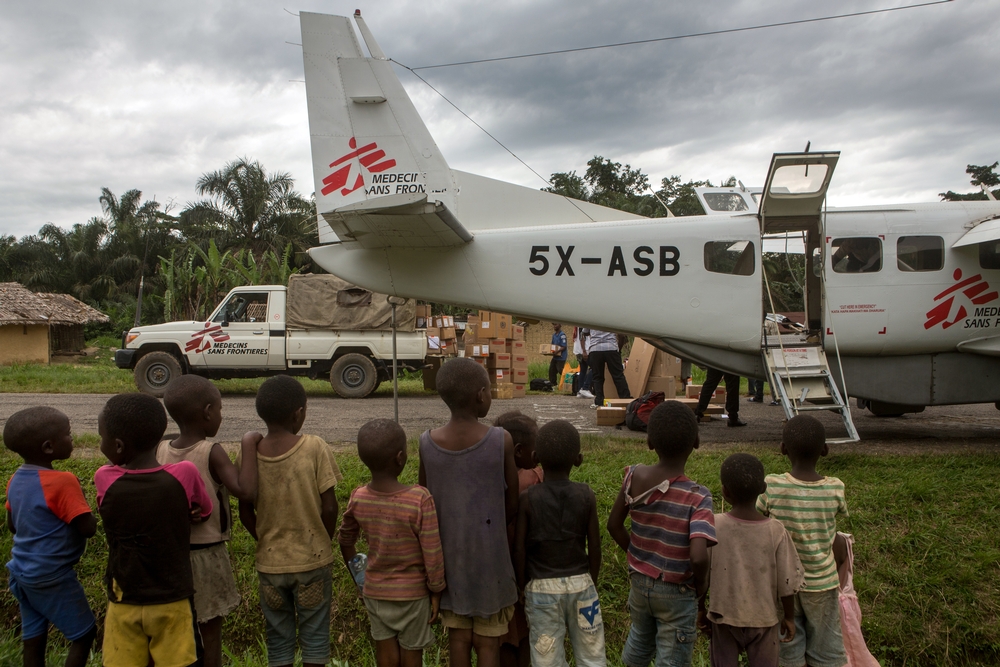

{"left": 607, "top": 401, "right": 716, "bottom": 667}
{"left": 4, "top": 406, "right": 97, "bottom": 667}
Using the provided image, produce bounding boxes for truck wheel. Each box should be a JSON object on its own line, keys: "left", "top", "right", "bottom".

{"left": 134, "top": 352, "right": 183, "bottom": 397}
{"left": 330, "top": 354, "right": 379, "bottom": 398}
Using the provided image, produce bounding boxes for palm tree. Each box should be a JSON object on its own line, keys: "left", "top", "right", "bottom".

{"left": 186, "top": 158, "right": 313, "bottom": 256}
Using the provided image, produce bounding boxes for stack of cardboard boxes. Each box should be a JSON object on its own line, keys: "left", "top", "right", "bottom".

{"left": 464, "top": 310, "right": 527, "bottom": 399}
{"left": 419, "top": 305, "right": 460, "bottom": 391}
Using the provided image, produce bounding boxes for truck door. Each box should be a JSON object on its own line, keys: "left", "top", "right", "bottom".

{"left": 205, "top": 291, "right": 283, "bottom": 369}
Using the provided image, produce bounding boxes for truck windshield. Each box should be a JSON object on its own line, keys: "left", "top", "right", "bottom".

{"left": 213, "top": 293, "right": 269, "bottom": 323}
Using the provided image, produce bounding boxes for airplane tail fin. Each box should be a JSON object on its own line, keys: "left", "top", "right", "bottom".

{"left": 300, "top": 11, "right": 463, "bottom": 246}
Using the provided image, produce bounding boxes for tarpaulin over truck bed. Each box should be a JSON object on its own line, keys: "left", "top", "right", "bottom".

{"left": 285, "top": 273, "right": 416, "bottom": 331}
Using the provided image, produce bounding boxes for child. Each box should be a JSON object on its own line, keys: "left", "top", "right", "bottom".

{"left": 418, "top": 358, "right": 519, "bottom": 667}
{"left": 95, "top": 393, "right": 214, "bottom": 667}
{"left": 700, "top": 453, "right": 803, "bottom": 667}
{"left": 158, "top": 375, "right": 259, "bottom": 667}
{"left": 607, "top": 401, "right": 716, "bottom": 667}
{"left": 339, "top": 419, "right": 446, "bottom": 667}
{"left": 493, "top": 410, "right": 542, "bottom": 667}
{"left": 4, "top": 407, "right": 97, "bottom": 667}
{"left": 514, "top": 419, "right": 604, "bottom": 667}
{"left": 238, "top": 375, "right": 342, "bottom": 667}
{"left": 756, "top": 415, "right": 849, "bottom": 667}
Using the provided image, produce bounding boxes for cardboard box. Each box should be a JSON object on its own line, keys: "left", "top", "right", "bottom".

{"left": 596, "top": 407, "right": 627, "bottom": 426}
{"left": 623, "top": 338, "right": 657, "bottom": 398}
{"left": 512, "top": 325, "right": 525, "bottom": 341}
{"left": 439, "top": 340, "right": 457, "bottom": 356}
{"left": 645, "top": 376, "right": 677, "bottom": 397}
{"left": 477, "top": 320, "right": 494, "bottom": 341}
{"left": 488, "top": 353, "right": 511, "bottom": 369}
{"left": 511, "top": 354, "right": 529, "bottom": 370}
{"left": 654, "top": 351, "right": 683, "bottom": 378}
{"left": 603, "top": 376, "right": 620, "bottom": 400}
{"left": 686, "top": 384, "right": 726, "bottom": 404}
{"left": 512, "top": 383, "right": 526, "bottom": 398}
{"left": 489, "top": 339, "right": 507, "bottom": 354}
{"left": 426, "top": 326, "right": 441, "bottom": 340}
{"left": 494, "top": 313, "right": 512, "bottom": 337}
{"left": 491, "top": 384, "right": 514, "bottom": 400}
{"left": 423, "top": 356, "right": 443, "bottom": 391}
{"left": 426, "top": 335, "right": 441, "bottom": 353}
{"left": 469, "top": 344, "right": 489, "bottom": 358}
{"left": 602, "top": 398, "right": 633, "bottom": 409}
{"left": 441, "top": 326, "right": 456, "bottom": 340}
{"left": 539, "top": 343, "right": 552, "bottom": 355}
{"left": 471, "top": 357, "right": 487, "bottom": 367}
{"left": 511, "top": 367, "right": 529, "bottom": 384}
{"left": 507, "top": 340, "right": 526, "bottom": 354}
{"left": 491, "top": 369, "right": 512, "bottom": 385}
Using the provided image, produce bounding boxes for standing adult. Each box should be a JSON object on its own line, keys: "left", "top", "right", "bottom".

{"left": 548, "top": 323, "right": 568, "bottom": 387}
{"left": 585, "top": 329, "right": 630, "bottom": 406}
{"left": 573, "top": 327, "right": 594, "bottom": 399}
{"left": 695, "top": 367, "right": 745, "bottom": 427}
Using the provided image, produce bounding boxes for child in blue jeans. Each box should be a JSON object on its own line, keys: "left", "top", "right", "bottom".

{"left": 514, "top": 420, "right": 603, "bottom": 667}
{"left": 607, "top": 401, "right": 716, "bottom": 667}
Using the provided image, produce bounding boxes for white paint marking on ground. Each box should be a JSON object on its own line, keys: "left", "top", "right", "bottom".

{"left": 532, "top": 403, "right": 601, "bottom": 433}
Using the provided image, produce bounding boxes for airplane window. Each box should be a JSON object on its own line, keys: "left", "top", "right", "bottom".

{"left": 897, "top": 236, "right": 944, "bottom": 272}
{"left": 704, "top": 241, "right": 756, "bottom": 276}
{"left": 212, "top": 293, "right": 269, "bottom": 323}
{"left": 703, "top": 193, "right": 749, "bottom": 212}
{"left": 980, "top": 241, "right": 1000, "bottom": 270}
{"left": 770, "top": 164, "right": 828, "bottom": 195}
{"left": 831, "top": 237, "right": 882, "bottom": 273}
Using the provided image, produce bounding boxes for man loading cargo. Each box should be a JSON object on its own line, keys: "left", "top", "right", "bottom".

{"left": 548, "top": 323, "right": 568, "bottom": 387}
{"left": 585, "top": 329, "right": 631, "bottom": 407}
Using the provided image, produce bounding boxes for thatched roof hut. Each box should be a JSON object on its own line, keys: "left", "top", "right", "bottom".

{"left": 0, "top": 283, "right": 111, "bottom": 360}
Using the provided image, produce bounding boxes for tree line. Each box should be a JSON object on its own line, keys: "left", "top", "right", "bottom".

{"left": 3, "top": 155, "right": 993, "bottom": 332}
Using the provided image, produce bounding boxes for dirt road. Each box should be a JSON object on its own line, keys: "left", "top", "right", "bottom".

{"left": 3, "top": 392, "right": 1000, "bottom": 454}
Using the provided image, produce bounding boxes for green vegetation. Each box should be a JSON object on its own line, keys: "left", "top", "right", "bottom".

{"left": 2, "top": 441, "right": 998, "bottom": 666}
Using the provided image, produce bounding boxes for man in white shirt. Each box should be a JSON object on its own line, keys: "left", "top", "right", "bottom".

{"left": 582, "top": 329, "right": 630, "bottom": 406}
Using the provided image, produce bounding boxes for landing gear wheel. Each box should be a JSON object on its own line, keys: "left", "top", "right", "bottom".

{"left": 134, "top": 352, "right": 183, "bottom": 397}
{"left": 329, "top": 354, "right": 379, "bottom": 398}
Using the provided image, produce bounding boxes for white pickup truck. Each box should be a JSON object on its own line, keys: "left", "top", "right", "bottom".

{"left": 115, "top": 274, "right": 425, "bottom": 398}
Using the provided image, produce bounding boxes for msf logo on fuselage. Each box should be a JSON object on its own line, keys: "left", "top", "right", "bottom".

{"left": 924, "top": 268, "right": 999, "bottom": 330}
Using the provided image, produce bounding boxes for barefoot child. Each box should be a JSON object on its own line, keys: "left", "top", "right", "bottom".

{"left": 514, "top": 420, "right": 605, "bottom": 667}
{"left": 339, "top": 419, "right": 446, "bottom": 667}
{"left": 701, "top": 453, "right": 803, "bottom": 667}
{"left": 4, "top": 407, "right": 97, "bottom": 667}
{"left": 757, "top": 416, "right": 849, "bottom": 667}
{"left": 158, "top": 375, "right": 259, "bottom": 667}
{"left": 607, "top": 401, "right": 716, "bottom": 667}
{"left": 494, "top": 410, "right": 541, "bottom": 667}
{"left": 238, "top": 376, "right": 342, "bottom": 667}
{"left": 95, "top": 393, "right": 214, "bottom": 667}
{"left": 419, "top": 358, "right": 519, "bottom": 667}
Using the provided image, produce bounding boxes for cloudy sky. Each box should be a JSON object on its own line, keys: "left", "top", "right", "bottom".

{"left": 2, "top": 0, "right": 998, "bottom": 238}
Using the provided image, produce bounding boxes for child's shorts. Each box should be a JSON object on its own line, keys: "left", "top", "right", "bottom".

{"left": 8, "top": 570, "right": 95, "bottom": 642}
{"left": 364, "top": 596, "right": 436, "bottom": 650}
{"left": 779, "top": 589, "right": 847, "bottom": 667}
{"left": 191, "top": 542, "right": 240, "bottom": 621}
{"left": 103, "top": 598, "right": 198, "bottom": 667}
{"left": 710, "top": 622, "right": 780, "bottom": 667}
{"left": 621, "top": 573, "right": 697, "bottom": 667}
{"left": 258, "top": 566, "right": 332, "bottom": 667}
{"left": 440, "top": 605, "right": 514, "bottom": 638}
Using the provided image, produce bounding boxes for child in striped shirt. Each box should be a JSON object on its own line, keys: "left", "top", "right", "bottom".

{"left": 757, "top": 415, "right": 849, "bottom": 667}
{"left": 607, "top": 401, "right": 716, "bottom": 667}
{"left": 340, "top": 419, "right": 446, "bottom": 667}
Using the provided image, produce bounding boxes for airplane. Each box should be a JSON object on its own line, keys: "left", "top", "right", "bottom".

{"left": 297, "top": 11, "right": 1000, "bottom": 435}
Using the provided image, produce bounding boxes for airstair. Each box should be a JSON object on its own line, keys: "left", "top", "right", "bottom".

{"left": 762, "top": 322, "right": 859, "bottom": 444}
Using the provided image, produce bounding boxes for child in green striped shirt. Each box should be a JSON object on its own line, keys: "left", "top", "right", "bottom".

{"left": 756, "top": 415, "right": 848, "bottom": 667}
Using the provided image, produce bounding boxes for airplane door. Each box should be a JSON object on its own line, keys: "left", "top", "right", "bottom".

{"left": 758, "top": 152, "right": 840, "bottom": 331}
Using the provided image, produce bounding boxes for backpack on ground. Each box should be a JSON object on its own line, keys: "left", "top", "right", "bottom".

{"left": 625, "top": 391, "right": 666, "bottom": 432}
{"left": 530, "top": 379, "right": 553, "bottom": 392}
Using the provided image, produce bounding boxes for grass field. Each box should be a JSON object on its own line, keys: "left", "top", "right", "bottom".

{"left": 2, "top": 438, "right": 999, "bottom": 666}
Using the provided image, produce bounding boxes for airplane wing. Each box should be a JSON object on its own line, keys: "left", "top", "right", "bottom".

{"left": 951, "top": 213, "right": 1000, "bottom": 248}
{"left": 321, "top": 192, "right": 472, "bottom": 248}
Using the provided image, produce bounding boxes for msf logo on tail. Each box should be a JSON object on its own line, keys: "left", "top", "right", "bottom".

{"left": 321, "top": 138, "right": 397, "bottom": 197}
{"left": 924, "top": 268, "right": 999, "bottom": 330}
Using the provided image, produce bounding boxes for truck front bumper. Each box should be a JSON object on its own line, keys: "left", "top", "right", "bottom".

{"left": 114, "top": 349, "right": 137, "bottom": 369}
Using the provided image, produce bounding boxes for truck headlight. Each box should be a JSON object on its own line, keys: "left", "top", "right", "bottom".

{"left": 125, "top": 332, "right": 140, "bottom": 345}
